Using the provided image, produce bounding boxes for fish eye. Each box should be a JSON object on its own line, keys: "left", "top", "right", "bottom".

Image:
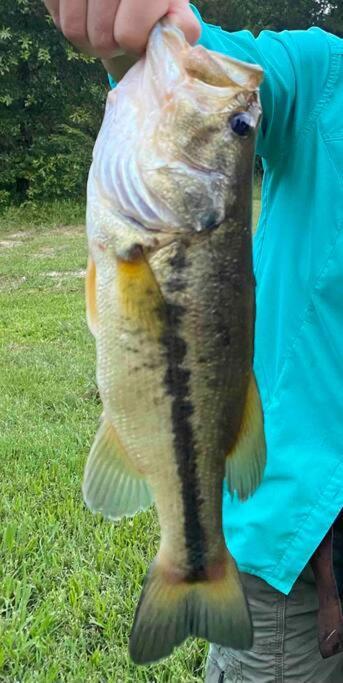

{"left": 230, "top": 112, "right": 253, "bottom": 137}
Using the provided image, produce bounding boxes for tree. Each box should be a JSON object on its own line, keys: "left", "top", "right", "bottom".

{"left": 0, "top": 0, "right": 107, "bottom": 207}
{"left": 325, "top": 3, "right": 343, "bottom": 36}
{"left": 194, "top": 0, "right": 343, "bottom": 34}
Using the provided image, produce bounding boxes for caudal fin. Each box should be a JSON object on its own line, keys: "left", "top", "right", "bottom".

{"left": 129, "top": 552, "right": 252, "bottom": 665}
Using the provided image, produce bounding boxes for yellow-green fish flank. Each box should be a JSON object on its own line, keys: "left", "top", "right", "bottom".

{"left": 83, "top": 20, "right": 266, "bottom": 665}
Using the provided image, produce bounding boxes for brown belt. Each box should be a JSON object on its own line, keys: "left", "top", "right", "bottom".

{"left": 310, "top": 511, "right": 343, "bottom": 658}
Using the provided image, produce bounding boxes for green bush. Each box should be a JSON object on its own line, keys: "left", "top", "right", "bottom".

{"left": 0, "top": 0, "right": 107, "bottom": 207}
{"left": 0, "top": 190, "right": 11, "bottom": 209}
{"left": 25, "top": 125, "right": 95, "bottom": 202}
{"left": 194, "top": 0, "right": 342, "bottom": 33}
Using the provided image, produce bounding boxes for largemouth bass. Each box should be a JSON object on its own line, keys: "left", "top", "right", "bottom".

{"left": 84, "top": 21, "right": 265, "bottom": 665}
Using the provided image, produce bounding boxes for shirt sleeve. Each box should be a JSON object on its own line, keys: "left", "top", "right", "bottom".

{"left": 108, "top": 74, "right": 117, "bottom": 89}
{"left": 191, "top": 5, "right": 331, "bottom": 162}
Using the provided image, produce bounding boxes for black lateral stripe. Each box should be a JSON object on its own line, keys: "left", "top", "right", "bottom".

{"left": 161, "top": 251, "right": 207, "bottom": 577}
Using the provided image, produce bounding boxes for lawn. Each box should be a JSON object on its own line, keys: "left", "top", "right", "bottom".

{"left": 0, "top": 198, "right": 261, "bottom": 682}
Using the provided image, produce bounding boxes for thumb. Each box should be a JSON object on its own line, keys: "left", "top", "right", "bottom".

{"left": 167, "top": 1, "right": 201, "bottom": 45}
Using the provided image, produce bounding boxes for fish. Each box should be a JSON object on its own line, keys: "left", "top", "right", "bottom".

{"left": 83, "top": 21, "right": 266, "bottom": 665}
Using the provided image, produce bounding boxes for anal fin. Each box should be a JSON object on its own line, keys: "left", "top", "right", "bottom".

{"left": 226, "top": 372, "right": 266, "bottom": 501}
{"left": 83, "top": 417, "right": 153, "bottom": 520}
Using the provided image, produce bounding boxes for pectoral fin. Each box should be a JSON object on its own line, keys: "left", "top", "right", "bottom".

{"left": 226, "top": 373, "right": 266, "bottom": 501}
{"left": 85, "top": 256, "right": 98, "bottom": 337}
{"left": 116, "top": 251, "right": 165, "bottom": 337}
{"left": 83, "top": 417, "right": 153, "bottom": 520}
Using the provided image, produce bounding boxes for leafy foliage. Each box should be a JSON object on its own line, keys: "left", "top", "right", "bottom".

{"left": 194, "top": 0, "right": 343, "bottom": 34}
{"left": 0, "top": 0, "right": 107, "bottom": 207}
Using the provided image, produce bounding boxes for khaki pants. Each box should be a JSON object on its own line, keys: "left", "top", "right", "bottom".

{"left": 205, "top": 569, "right": 343, "bottom": 683}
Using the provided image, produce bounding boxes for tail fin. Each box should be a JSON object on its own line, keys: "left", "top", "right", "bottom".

{"left": 129, "top": 552, "right": 252, "bottom": 665}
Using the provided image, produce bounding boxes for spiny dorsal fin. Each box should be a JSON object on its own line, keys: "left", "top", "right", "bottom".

{"left": 83, "top": 417, "right": 153, "bottom": 520}
{"left": 226, "top": 372, "right": 266, "bottom": 501}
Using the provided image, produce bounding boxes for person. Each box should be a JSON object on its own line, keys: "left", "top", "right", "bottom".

{"left": 44, "top": 1, "right": 343, "bottom": 680}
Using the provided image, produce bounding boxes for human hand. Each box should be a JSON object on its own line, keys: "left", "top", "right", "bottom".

{"left": 43, "top": 0, "right": 200, "bottom": 58}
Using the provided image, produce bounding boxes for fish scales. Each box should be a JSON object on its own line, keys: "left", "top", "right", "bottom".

{"left": 149, "top": 215, "right": 255, "bottom": 573}
{"left": 83, "top": 20, "right": 266, "bottom": 665}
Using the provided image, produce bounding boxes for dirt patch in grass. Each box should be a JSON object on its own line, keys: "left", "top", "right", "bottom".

{"left": 36, "top": 246, "right": 57, "bottom": 257}
{"left": 0, "top": 239, "right": 24, "bottom": 249}
{"left": 9, "top": 230, "right": 33, "bottom": 239}
{"left": 0, "top": 230, "right": 35, "bottom": 250}
{"left": 35, "top": 245, "right": 71, "bottom": 258}
{"left": 0, "top": 275, "right": 27, "bottom": 291}
{"left": 46, "top": 270, "right": 86, "bottom": 279}
{"left": 58, "top": 224, "right": 85, "bottom": 238}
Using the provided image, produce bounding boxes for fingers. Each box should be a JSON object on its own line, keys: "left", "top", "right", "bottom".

{"left": 59, "top": 0, "right": 88, "bottom": 50}
{"left": 43, "top": 0, "right": 201, "bottom": 58}
{"left": 87, "top": 0, "right": 121, "bottom": 58}
{"left": 114, "top": 0, "right": 169, "bottom": 52}
{"left": 48, "top": 0, "right": 121, "bottom": 58}
{"left": 44, "top": 0, "right": 61, "bottom": 29}
{"left": 167, "top": 0, "right": 201, "bottom": 45}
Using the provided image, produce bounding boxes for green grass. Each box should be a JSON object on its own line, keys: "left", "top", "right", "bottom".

{"left": 0, "top": 198, "right": 260, "bottom": 682}
{"left": 0, "top": 201, "right": 86, "bottom": 232}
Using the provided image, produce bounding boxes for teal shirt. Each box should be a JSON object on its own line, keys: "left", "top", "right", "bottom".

{"left": 191, "top": 7, "right": 343, "bottom": 593}
{"left": 108, "top": 12, "right": 343, "bottom": 594}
